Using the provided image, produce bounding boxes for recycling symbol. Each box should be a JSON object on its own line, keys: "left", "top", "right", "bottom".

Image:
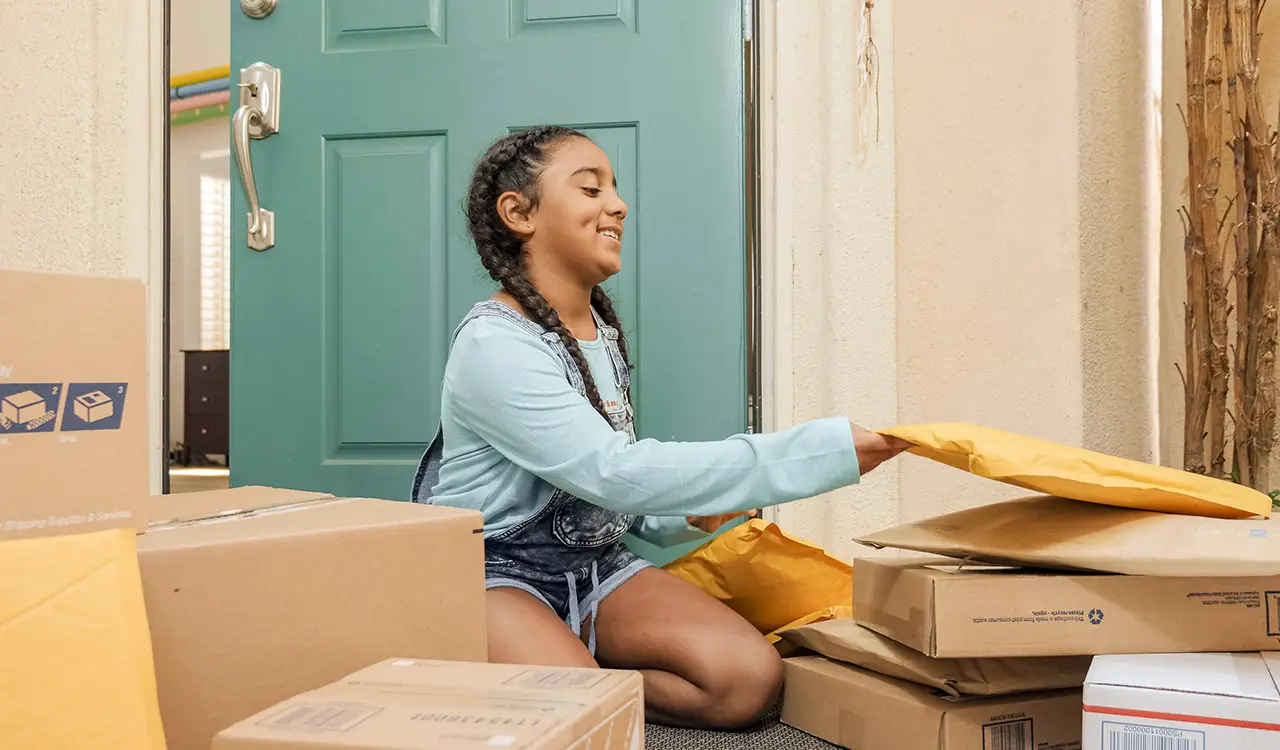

{"left": 1088, "top": 608, "right": 1105, "bottom": 625}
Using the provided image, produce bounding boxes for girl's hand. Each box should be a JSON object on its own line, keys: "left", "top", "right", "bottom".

{"left": 852, "top": 424, "right": 913, "bottom": 476}
{"left": 687, "top": 509, "right": 759, "bottom": 534}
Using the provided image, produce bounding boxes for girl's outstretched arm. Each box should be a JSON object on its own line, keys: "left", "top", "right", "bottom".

{"left": 446, "top": 317, "right": 866, "bottom": 519}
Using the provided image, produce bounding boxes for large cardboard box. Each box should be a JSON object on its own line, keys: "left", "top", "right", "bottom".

{"left": 855, "top": 556, "right": 1280, "bottom": 658}
{"left": 139, "top": 487, "right": 488, "bottom": 750}
{"left": 0, "top": 269, "right": 148, "bottom": 540}
{"left": 781, "top": 656, "right": 1082, "bottom": 750}
{"left": 214, "top": 658, "right": 645, "bottom": 750}
{"left": 1084, "top": 653, "right": 1280, "bottom": 750}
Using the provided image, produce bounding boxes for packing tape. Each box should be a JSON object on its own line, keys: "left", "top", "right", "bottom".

{"left": 865, "top": 606, "right": 929, "bottom": 646}
{"left": 839, "top": 709, "right": 867, "bottom": 747}
{"left": 147, "top": 497, "right": 343, "bottom": 531}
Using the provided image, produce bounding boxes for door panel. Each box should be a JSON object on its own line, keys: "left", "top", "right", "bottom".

{"left": 231, "top": 1, "right": 747, "bottom": 506}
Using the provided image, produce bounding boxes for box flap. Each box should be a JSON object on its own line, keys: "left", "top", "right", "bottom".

{"left": 1088, "top": 653, "right": 1280, "bottom": 702}
{"left": 780, "top": 618, "right": 1089, "bottom": 696}
{"left": 856, "top": 494, "right": 1280, "bottom": 576}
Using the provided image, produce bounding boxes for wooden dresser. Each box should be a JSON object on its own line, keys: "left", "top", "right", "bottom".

{"left": 182, "top": 349, "right": 229, "bottom": 465}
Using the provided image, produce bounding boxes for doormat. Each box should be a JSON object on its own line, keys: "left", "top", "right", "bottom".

{"left": 645, "top": 707, "right": 836, "bottom": 750}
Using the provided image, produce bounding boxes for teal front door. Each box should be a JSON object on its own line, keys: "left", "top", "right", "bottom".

{"left": 230, "top": 2, "right": 748, "bottom": 543}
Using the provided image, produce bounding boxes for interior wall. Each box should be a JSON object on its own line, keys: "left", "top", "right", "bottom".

{"left": 169, "top": 1, "right": 231, "bottom": 455}
{"left": 0, "top": 0, "right": 164, "bottom": 491}
{"left": 171, "top": 0, "right": 229, "bottom": 74}
{"left": 169, "top": 121, "right": 230, "bottom": 452}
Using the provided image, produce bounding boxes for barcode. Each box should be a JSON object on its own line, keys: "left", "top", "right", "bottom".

{"left": 984, "top": 718, "right": 1030, "bottom": 750}
{"left": 1105, "top": 725, "right": 1201, "bottom": 750}
{"left": 258, "top": 702, "right": 382, "bottom": 732}
{"left": 505, "top": 669, "right": 608, "bottom": 690}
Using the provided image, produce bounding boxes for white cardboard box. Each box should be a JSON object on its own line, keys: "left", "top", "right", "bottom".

{"left": 1084, "top": 652, "right": 1280, "bottom": 749}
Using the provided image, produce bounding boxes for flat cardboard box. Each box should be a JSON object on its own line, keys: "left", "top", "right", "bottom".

{"left": 138, "top": 487, "right": 488, "bottom": 750}
{"left": 1084, "top": 653, "right": 1280, "bottom": 750}
{"left": 781, "top": 656, "right": 1082, "bottom": 750}
{"left": 214, "top": 658, "right": 645, "bottom": 750}
{"left": 780, "top": 617, "right": 1090, "bottom": 696}
{"left": 857, "top": 494, "right": 1280, "bottom": 577}
{"left": 855, "top": 556, "right": 1280, "bottom": 658}
{"left": 0, "top": 269, "right": 148, "bottom": 540}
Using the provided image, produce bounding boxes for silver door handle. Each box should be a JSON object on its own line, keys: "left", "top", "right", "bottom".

{"left": 232, "top": 62, "right": 281, "bottom": 251}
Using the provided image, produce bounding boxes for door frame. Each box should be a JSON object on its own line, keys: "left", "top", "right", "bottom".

{"left": 151, "top": 0, "right": 790, "bottom": 513}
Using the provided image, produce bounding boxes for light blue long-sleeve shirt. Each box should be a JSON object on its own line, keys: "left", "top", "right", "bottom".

{"left": 429, "top": 313, "right": 863, "bottom": 547}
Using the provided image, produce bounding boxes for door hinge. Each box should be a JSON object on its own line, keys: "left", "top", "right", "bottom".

{"left": 746, "top": 394, "right": 757, "bottom": 434}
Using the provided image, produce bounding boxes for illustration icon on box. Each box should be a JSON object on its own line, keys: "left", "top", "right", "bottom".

{"left": 0, "top": 384, "right": 61, "bottom": 433}
{"left": 0, "top": 382, "right": 127, "bottom": 435}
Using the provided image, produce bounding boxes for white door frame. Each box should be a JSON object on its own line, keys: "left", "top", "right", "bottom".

{"left": 754, "top": 0, "right": 794, "bottom": 527}
{"left": 146, "top": 1, "right": 789, "bottom": 509}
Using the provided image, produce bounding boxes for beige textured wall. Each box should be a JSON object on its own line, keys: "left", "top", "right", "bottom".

{"left": 896, "top": 0, "right": 1154, "bottom": 521}
{"left": 765, "top": 0, "right": 901, "bottom": 553}
{"left": 0, "top": 0, "right": 163, "bottom": 488}
{"left": 771, "top": 0, "right": 1156, "bottom": 558}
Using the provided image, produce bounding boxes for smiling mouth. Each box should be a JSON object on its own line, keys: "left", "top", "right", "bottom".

{"left": 599, "top": 229, "right": 621, "bottom": 242}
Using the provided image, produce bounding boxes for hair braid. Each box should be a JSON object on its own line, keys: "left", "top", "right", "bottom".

{"left": 464, "top": 125, "right": 621, "bottom": 423}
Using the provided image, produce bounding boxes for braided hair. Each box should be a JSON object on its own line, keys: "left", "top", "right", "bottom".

{"left": 465, "top": 126, "right": 632, "bottom": 423}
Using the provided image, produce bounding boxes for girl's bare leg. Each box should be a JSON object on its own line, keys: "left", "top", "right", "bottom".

{"left": 592, "top": 567, "right": 782, "bottom": 729}
{"left": 486, "top": 587, "right": 598, "bottom": 668}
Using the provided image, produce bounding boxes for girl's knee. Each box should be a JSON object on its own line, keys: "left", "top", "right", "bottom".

{"left": 699, "top": 641, "right": 784, "bottom": 729}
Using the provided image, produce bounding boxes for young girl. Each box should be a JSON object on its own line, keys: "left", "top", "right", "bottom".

{"left": 413, "top": 126, "right": 910, "bottom": 730}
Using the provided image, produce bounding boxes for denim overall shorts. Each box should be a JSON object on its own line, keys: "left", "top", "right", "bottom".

{"left": 412, "top": 301, "right": 653, "bottom": 654}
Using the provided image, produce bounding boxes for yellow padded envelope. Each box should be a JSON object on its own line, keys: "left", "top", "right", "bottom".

{"left": 0, "top": 529, "right": 166, "bottom": 750}
{"left": 882, "top": 422, "right": 1272, "bottom": 519}
{"left": 664, "top": 519, "right": 853, "bottom": 636}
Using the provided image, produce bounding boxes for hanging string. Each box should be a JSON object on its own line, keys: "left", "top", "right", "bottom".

{"left": 854, "top": 0, "right": 881, "bottom": 157}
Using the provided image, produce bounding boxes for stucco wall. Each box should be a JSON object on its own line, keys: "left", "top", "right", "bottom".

{"left": 0, "top": 0, "right": 163, "bottom": 488}
{"left": 772, "top": 0, "right": 1156, "bottom": 559}
{"left": 766, "top": 0, "right": 901, "bottom": 552}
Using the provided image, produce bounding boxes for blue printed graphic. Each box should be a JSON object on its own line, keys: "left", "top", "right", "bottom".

{"left": 60, "top": 383, "right": 128, "bottom": 432}
{"left": 0, "top": 383, "right": 62, "bottom": 434}
{"left": 1088, "top": 608, "right": 1105, "bottom": 625}
{"left": 1252, "top": 528, "right": 1269, "bottom": 538}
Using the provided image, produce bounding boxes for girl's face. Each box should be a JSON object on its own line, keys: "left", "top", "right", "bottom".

{"left": 513, "top": 137, "right": 629, "bottom": 287}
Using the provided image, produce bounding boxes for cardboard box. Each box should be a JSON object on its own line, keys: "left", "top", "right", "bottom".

{"left": 856, "top": 494, "right": 1280, "bottom": 577}
{"left": 781, "top": 656, "right": 1082, "bottom": 750}
{"left": 1084, "top": 653, "right": 1280, "bottom": 750}
{"left": 0, "top": 269, "right": 148, "bottom": 540}
{"left": 138, "top": 487, "right": 488, "bottom": 750}
{"left": 779, "top": 617, "right": 1090, "bottom": 696}
{"left": 855, "top": 556, "right": 1280, "bottom": 658}
{"left": 214, "top": 658, "right": 645, "bottom": 750}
